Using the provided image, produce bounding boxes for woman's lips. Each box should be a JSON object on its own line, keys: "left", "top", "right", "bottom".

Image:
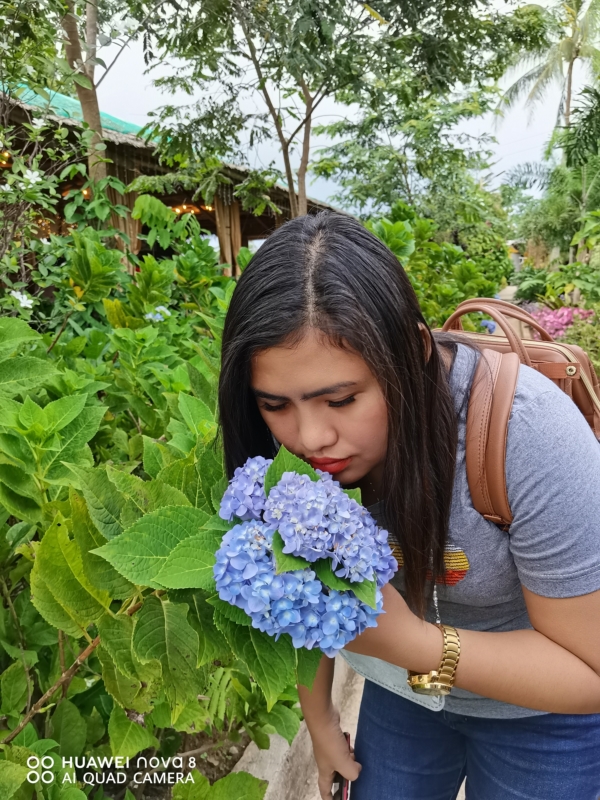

{"left": 307, "top": 457, "right": 352, "bottom": 474}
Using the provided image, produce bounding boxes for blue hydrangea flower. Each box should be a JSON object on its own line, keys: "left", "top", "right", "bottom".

{"left": 264, "top": 471, "right": 397, "bottom": 586}
{"left": 213, "top": 520, "right": 384, "bottom": 657}
{"left": 219, "top": 456, "right": 273, "bottom": 521}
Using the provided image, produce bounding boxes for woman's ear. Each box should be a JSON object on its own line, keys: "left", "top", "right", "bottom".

{"left": 418, "top": 323, "right": 432, "bottom": 362}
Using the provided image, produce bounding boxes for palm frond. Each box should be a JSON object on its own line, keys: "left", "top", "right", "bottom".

{"left": 497, "top": 62, "right": 547, "bottom": 115}
{"left": 504, "top": 161, "right": 552, "bottom": 190}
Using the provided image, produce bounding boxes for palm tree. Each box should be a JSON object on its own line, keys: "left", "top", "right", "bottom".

{"left": 500, "top": 1, "right": 600, "bottom": 128}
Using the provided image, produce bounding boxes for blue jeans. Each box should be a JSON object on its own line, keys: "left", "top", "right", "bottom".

{"left": 351, "top": 680, "right": 600, "bottom": 800}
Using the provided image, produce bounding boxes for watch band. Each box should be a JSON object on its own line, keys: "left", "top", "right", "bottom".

{"left": 406, "top": 624, "right": 461, "bottom": 696}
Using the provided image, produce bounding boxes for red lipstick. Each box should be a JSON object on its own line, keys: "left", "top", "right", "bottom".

{"left": 307, "top": 456, "right": 352, "bottom": 474}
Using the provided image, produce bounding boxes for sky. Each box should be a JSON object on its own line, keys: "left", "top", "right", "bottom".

{"left": 95, "top": 9, "right": 589, "bottom": 206}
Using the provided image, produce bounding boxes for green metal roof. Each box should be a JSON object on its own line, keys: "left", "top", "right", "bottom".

{"left": 17, "top": 85, "right": 143, "bottom": 136}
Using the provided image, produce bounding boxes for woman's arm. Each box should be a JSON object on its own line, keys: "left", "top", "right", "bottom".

{"left": 298, "top": 656, "right": 361, "bottom": 800}
{"left": 344, "top": 583, "right": 600, "bottom": 714}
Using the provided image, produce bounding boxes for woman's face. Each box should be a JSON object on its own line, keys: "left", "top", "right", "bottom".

{"left": 251, "top": 328, "right": 388, "bottom": 488}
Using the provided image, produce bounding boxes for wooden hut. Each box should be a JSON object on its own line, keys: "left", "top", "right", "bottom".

{"left": 5, "top": 87, "right": 337, "bottom": 272}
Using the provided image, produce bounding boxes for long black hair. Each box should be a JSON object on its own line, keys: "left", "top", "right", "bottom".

{"left": 218, "top": 211, "right": 458, "bottom": 615}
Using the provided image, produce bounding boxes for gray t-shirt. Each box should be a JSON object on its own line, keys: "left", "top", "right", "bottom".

{"left": 369, "top": 343, "right": 600, "bottom": 717}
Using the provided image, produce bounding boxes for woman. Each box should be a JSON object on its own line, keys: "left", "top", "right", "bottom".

{"left": 218, "top": 211, "right": 600, "bottom": 799}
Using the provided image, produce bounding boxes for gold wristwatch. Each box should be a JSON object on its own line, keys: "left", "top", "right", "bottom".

{"left": 406, "top": 624, "right": 461, "bottom": 696}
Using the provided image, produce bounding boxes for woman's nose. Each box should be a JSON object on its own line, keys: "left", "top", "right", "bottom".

{"left": 296, "top": 413, "right": 338, "bottom": 455}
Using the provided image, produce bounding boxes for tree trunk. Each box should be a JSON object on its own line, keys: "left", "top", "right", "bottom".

{"left": 61, "top": 0, "right": 106, "bottom": 182}
{"left": 85, "top": 0, "right": 99, "bottom": 82}
{"left": 296, "top": 81, "right": 312, "bottom": 217}
{"left": 564, "top": 51, "right": 577, "bottom": 128}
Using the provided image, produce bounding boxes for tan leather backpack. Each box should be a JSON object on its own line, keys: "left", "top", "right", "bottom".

{"left": 440, "top": 298, "right": 600, "bottom": 527}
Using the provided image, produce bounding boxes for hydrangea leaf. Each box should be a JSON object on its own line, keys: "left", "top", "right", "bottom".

{"left": 187, "top": 591, "right": 232, "bottom": 667}
{"left": 49, "top": 699, "right": 87, "bottom": 757}
{"left": 30, "top": 565, "right": 87, "bottom": 637}
{"left": 178, "top": 392, "right": 215, "bottom": 435}
{"left": 131, "top": 596, "right": 202, "bottom": 721}
{"left": 271, "top": 530, "right": 312, "bottom": 574}
{"left": 213, "top": 610, "right": 296, "bottom": 710}
{"left": 197, "top": 443, "right": 224, "bottom": 513}
{"left": 296, "top": 647, "right": 324, "bottom": 690}
{"left": 0, "top": 317, "right": 40, "bottom": 357}
{"left": 0, "top": 357, "right": 58, "bottom": 397}
{"left": 0, "top": 760, "right": 30, "bottom": 799}
{"left": 67, "top": 465, "right": 125, "bottom": 539}
{"left": 172, "top": 768, "right": 210, "bottom": 800}
{"left": 36, "top": 514, "right": 111, "bottom": 624}
{"left": 264, "top": 445, "right": 318, "bottom": 496}
{"left": 142, "top": 435, "right": 164, "bottom": 478}
{"left": 313, "top": 559, "right": 377, "bottom": 609}
{"left": 158, "top": 452, "right": 209, "bottom": 510}
{"left": 209, "top": 771, "right": 267, "bottom": 800}
{"left": 0, "top": 661, "right": 28, "bottom": 715}
{"left": 43, "top": 394, "right": 88, "bottom": 434}
{"left": 41, "top": 407, "right": 106, "bottom": 483}
{"left": 348, "top": 577, "right": 377, "bottom": 609}
{"left": 343, "top": 487, "right": 362, "bottom": 503}
{"left": 97, "top": 646, "right": 156, "bottom": 713}
{"left": 91, "top": 506, "right": 211, "bottom": 587}
{"left": 96, "top": 613, "right": 139, "bottom": 680}
{"left": 108, "top": 705, "right": 159, "bottom": 758}
{"left": 70, "top": 491, "right": 134, "bottom": 599}
{"left": 206, "top": 595, "right": 252, "bottom": 626}
{"left": 154, "top": 529, "right": 224, "bottom": 590}
{"left": 257, "top": 703, "right": 301, "bottom": 745}
{"left": 211, "top": 476, "right": 228, "bottom": 515}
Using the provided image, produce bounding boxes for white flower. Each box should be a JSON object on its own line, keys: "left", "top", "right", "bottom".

{"left": 0, "top": 184, "right": 11, "bottom": 193}
{"left": 23, "top": 169, "right": 42, "bottom": 185}
{"left": 31, "top": 119, "right": 45, "bottom": 129}
{"left": 40, "top": 237, "right": 49, "bottom": 244}
{"left": 155, "top": 305, "right": 172, "bottom": 317}
{"left": 144, "top": 311, "right": 163, "bottom": 322}
{"left": 10, "top": 290, "right": 33, "bottom": 309}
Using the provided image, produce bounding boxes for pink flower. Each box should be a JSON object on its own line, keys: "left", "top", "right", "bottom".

{"left": 530, "top": 307, "right": 594, "bottom": 339}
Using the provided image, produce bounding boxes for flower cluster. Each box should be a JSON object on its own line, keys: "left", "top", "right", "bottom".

{"left": 219, "top": 456, "right": 273, "bottom": 521}
{"left": 214, "top": 520, "right": 382, "bottom": 656}
{"left": 530, "top": 305, "right": 595, "bottom": 339}
{"left": 144, "top": 305, "right": 172, "bottom": 323}
{"left": 214, "top": 455, "right": 398, "bottom": 656}
{"left": 263, "top": 470, "right": 397, "bottom": 586}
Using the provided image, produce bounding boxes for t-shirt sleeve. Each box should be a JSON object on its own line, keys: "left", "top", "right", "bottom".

{"left": 505, "top": 366, "right": 600, "bottom": 598}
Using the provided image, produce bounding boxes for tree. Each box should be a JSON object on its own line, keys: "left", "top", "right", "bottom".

{"left": 500, "top": 0, "right": 600, "bottom": 128}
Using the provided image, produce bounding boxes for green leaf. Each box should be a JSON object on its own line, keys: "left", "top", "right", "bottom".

{"left": 210, "top": 772, "right": 267, "bottom": 800}
{"left": 97, "top": 645, "right": 155, "bottom": 712}
{"left": 155, "top": 529, "right": 223, "bottom": 590}
{"left": 96, "top": 613, "right": 139, "bottom": 681}
{"left": 296, "top": 647, "right": 324, "bottom": 690}
{"left": 271, "top": 531, "right": 311, "bottom": 573}
{"left": 143, "top": 435, "right": 163, "bottom": 478}
{"left": 197, "top": 444, "right": 224, "bottom": 512}
{"left": 0, "top": 761, "right": 30, "bottom": 799}
{"left": 172, "top": 769, "right": 210, "bottom": 800}
{"left": 214, "top": 611, "right": 296, "bottom": 710}
{"left": 158, "top": 452, "right": 208, "bottom": 509}
{"left": 42, "top": 407, "right": 106, "bottom": 482}
{"left": 132, "top": 596, "right": 202, "bottom": 721}
{"left": 206, "top": 595, "right": 251, "bottom": 626}
{"left": 91, "top": 506, "right": 211, "bottom": 587}
{"left": 85, "top": 707, "right": 105, "bottom": 746}
{"left": 0, "top": 318, "right": 40, "bottom": 357}
{"left": 43, "top": 394, "right": 88, "bottom": 434}
{"left": 0, "top": 661, "right": 29, "bottom": 715}
{"left": 68, "top": 465, "right": 125, "bottom": 539}
{"left": 108, "top": 705, "right": 158, "bottom": 758}
{"left": 187, "top": 362, "right": 216, "bottom": 410}
{"left": 343, "top": 487, "right": 362, "bottom": 503}
{"left": 178, "top": 393, "right": 215, "bottom": 437}
{"left": 70, "top": 491, "right": 134, "bottom": 598}
{"left": 49, "top": 699, "right": 87, "bottom": 757}
{"left": 73, "top": 72, "right": 93, "bottom": 90}
{"left": 211, "top": 476, "right": 227, "bottom": 515}
{"left": 258, "top": 703, "right": 301, "bottom": 744}
{"left": 188, "top": 592, "right": 231, "bottom": 667}
{"left": 0, "top": 481, "right": 42, "bottom": 523}
{"left": 312, "top": 560, "right": 377, "bottom": 609}
{"left": 0, "top": 357, "right": 58, "bottom": 397}
{"left": 264, "top": 445, "right": 317, "bottom": 495}
{"left": 30, "top": 565, "right": 86, "bottom": 637}
{"left": 0, "top": 640, "right": 38, "bottom": 667}
{"left": 36, "top": 514, "right": 111, "bottom": 624}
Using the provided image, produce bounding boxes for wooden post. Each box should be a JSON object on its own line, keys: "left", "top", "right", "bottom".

{"left": 215, "top": 195, "right": 232, "bottom": 276}
{"left": 230, "top": 201, "right": 242, "bottom": 277}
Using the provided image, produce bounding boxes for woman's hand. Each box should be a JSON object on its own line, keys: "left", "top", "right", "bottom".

{"left": 307, "top": 703, "right": 361, "bottom": 800}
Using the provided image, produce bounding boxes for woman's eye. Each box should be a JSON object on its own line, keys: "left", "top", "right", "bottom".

{"left": 328, "top": 396, "right": 355, "bottom": 408}
{"left": 262, "top": 402, "right": 287, "bottom": 412}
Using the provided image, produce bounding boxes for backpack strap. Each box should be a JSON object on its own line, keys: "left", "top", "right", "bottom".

{"left": 465, "top": 349, "right": 520, "bottom": 527}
